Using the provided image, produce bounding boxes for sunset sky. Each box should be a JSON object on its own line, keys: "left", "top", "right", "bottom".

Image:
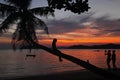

{"left": 0, "top": 0, "right": 120, "bottom": 48}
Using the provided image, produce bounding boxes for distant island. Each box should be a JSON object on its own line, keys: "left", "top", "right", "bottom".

{"left": 67, "top": 43, "right": 120, "bottom": 49}
{"left": 20, "top": 43, "right": 120, "bottom": 49}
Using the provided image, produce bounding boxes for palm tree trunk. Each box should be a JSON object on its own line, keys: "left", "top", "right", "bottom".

{"left": 33, "top": 42, "right": 120, "bottom": 80}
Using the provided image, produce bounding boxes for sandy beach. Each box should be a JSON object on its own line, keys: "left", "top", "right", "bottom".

{"left": 3, "top": 69, "right": 106, "bottom": 80}
{"left": 3, "top": 68, "right": 120, "bottom": 80}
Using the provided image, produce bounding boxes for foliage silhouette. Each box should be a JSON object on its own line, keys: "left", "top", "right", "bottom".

{"left": 1, "top": 0, "right": 118, "bottom": 80}
{"left": 0, "top": 0, "right": 90, "bottom": 49}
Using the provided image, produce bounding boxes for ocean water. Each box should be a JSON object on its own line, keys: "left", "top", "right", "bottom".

{"left": 0, "top": 49, "right": 120, "bottom": 79}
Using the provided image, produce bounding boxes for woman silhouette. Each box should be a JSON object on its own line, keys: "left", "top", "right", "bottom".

{"left": 105, "top": 50, "right": 111, "bottom": 69}
{"left": 52, "top": 38, "right": 63, "bottom": 62}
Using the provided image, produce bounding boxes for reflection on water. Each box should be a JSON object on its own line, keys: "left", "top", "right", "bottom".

{"left": 0, "top": 49, "right": 120, "bottom": 78}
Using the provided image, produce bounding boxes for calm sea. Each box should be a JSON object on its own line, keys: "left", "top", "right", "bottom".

{"left": 0, "top": 49, "right": 120, "bottom": 79}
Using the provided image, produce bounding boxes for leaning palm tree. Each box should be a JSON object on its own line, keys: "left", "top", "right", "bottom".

{"left": 0, "top": 0, "right": 89, "bottom": 49}
{"left": 0, "top": 1, "right": 120, "bottom": 80}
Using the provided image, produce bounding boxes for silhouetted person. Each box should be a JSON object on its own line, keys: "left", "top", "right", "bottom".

{"left": 52, "top": 38, "right": 63, "bottom": 62}
{"left": 105, "top": 50, "right": 111, "bottom": 69}
{"left": 112, "top": 50, "right": 117, "bottom": 69}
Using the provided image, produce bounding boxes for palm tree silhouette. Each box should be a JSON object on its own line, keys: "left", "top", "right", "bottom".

{"left": 1, "top": 0, "right": 119, "bottom": 80}
{"left": 0, "top": 0, "right": 55, "bottom": 50}
{"left": 0, "top": 0, "right": 90, "bottom": 49}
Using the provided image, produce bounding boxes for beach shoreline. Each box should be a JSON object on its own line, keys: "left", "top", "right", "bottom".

{"left": 2, "top": 68, "right": 120, "bottom": 80}
{"left": 3, "top": 69, "right": 105, "bottom": 80}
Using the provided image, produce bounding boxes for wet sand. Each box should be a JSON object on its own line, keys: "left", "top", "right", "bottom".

{"left": 4, "top": 69, "right": 106, "bottom": 80}
{"left": 2, "top": 68, "right": 120, "bottom": 80}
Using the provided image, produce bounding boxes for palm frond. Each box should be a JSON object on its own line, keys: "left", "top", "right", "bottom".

{"left": 4, "top": 0, "right": 32, "bottom": 9}
{"left": 33, "top": 16, "right": 49, "bottom": 35}
{"left": 0, "top": 3, "right": 16, "bottom": 16}
{"left": 29, "top": 7, "right": 54, "bottom": 17}
{"left": 12, "top": 11, "right": 38, "bottom": 49}
{"left": 12, "top": 11, "right": 49, "bottom": 49}
{"left": 0, "top": 12, "right": 20, "bottom": 33}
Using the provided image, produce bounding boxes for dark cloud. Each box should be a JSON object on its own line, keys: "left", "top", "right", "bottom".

{"left": 46, "top": 13, "right": 94, "bottom": 34}
{"left": 47, "top": 19, "right": 78, "bottom": 34}
{"left": 45, "top": 13, "right": 120, "bottom": 37}
{"left": 93, "top": 16, "right": 120, "bottom": 36}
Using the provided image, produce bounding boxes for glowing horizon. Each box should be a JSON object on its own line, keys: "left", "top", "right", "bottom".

{"left": 1, "top": 35, "right": 120, "bottom": 46}
{"left": 38, "top": 36, "right": 120, "bottom": 47}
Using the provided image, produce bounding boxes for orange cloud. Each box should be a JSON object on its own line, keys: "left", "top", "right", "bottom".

{"left": 0, "top": 37, "right": 11, "bottom": 43}
{"left": 38, "top": 36, "right": 120, "bottom": 47}
{"left": 0, "top": 35, "right": 120, "bottom": 47}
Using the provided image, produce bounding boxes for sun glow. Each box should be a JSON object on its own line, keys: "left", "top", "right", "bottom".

{"left": 38, "top": 36, "right": 120, "bottom": 47}
{"left": 0, "top": 37, "right": 11, "bottom": 43}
